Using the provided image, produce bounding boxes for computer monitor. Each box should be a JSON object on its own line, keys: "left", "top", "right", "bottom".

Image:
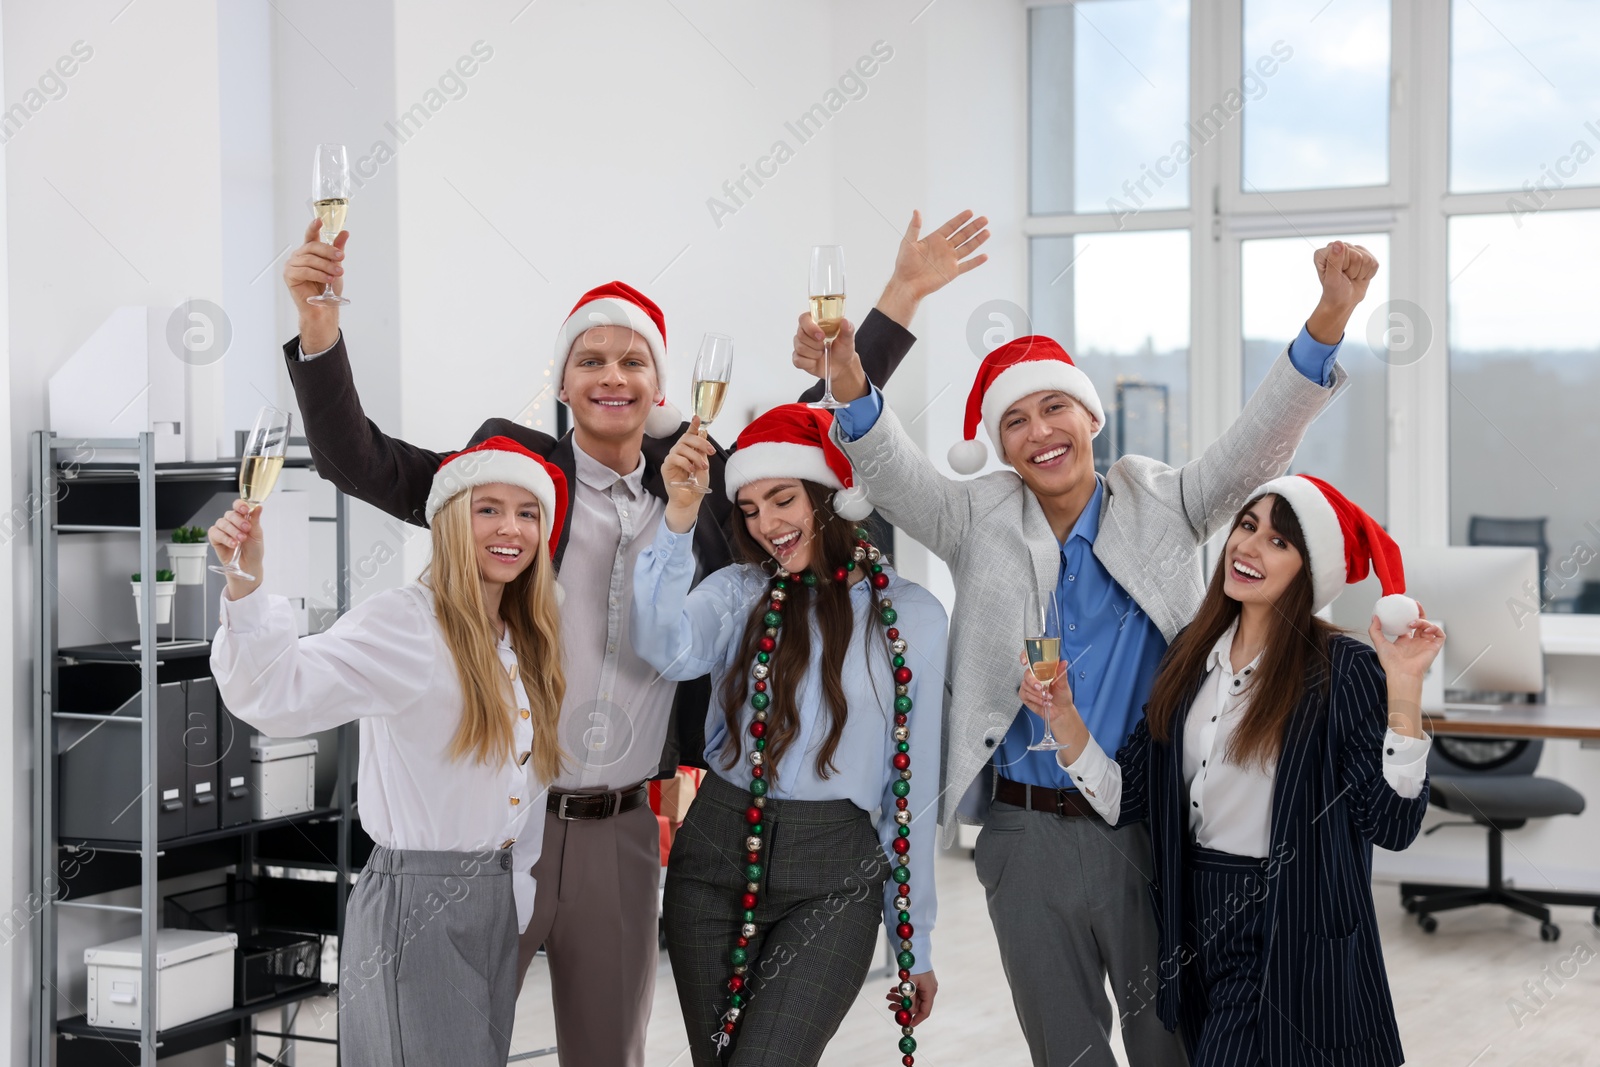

{"left": 1327, "top": 545, "right": 1543, "bottom": 697}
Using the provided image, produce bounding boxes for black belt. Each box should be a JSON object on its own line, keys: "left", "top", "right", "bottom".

{"left": 547, "top": 783, "right": 650, "bottom": 821}
{"left": 993, "top": 775, "right": 1098, "bottom": 818}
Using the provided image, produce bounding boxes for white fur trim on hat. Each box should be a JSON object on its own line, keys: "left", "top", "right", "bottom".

{"left": 723, "top": 441, "right": 844, "bottom": 503}
{"left": 979, "top": 359, "right": 1105, "bottom": 463}
{"left": 1252, "top": 476, "right": 1344, "bottom": 613}
{"left": 425, "top": 450, "right": 556, "bottom": 529}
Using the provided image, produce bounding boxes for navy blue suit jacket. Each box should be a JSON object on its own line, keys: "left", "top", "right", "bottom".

{"left": 1113, "top": 634, "right": 1428, "bottom": 1066}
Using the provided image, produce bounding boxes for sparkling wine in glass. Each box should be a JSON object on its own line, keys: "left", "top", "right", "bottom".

{"left": 672, "top": 333, "right": 735, "bottom": 493}
{"left": 1024, "top": 587, "right": 1070, "bottom": 752}
{"left": 307, "top": 143, "right": 351, "bottom": 307}
{"left": 807, "top": 245, "right": 846, "bottom": 410}
{"left": 212, "top": 407, "right": 292, "bottom": 582}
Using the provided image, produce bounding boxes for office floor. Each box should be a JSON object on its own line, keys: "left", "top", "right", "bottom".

{"left": 280, "top": 848, "right": 1600, "bottom": 1066}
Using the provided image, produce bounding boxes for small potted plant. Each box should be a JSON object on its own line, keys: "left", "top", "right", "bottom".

{"left": 166, "top": 525, "right": 210, "bottom": 585}
{"left": 130, "top": 570, "right": 177, "bottom": 624}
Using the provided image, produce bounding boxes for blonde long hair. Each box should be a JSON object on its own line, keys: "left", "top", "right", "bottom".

{"left": 423, "top": 489, "right": 565, "bottom": 781}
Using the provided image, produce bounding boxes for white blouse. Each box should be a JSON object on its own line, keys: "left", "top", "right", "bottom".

{"left": 1063, "top": 621, "right": 1431, "bottom": 858}
{"left": 211, "top": 583, "right": 549, "bottom": 930}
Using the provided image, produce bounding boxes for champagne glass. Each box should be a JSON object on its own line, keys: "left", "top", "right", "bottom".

{"left": 1023, "top": 588, "right": 1069, "bottom": 752}
{"left": 806, "top": 245, "right": 846, "bottom": 409}
{"left": 671, "top": 333, "right": 734, "bottom": 494}
{"left": 211, "top": 407, "right": 292, "bottom": 582}
{"left": 307, "top": 143, "right": 351, "bottom": 307}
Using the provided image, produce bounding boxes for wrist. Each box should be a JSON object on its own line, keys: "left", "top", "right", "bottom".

{"left": 875, "top": 280, "right": 922, "bottom": 328}
{"left": 832, "top": 362, "right": 870, "bottom": 404}
{"left": 1305, "top": 301, "right": 1352, "bottom": 346}
{"left": 223, "top": 577, "right": 261, "bottom": 602}
{"left": 299, "top": 315, "right": 340, "bottom": 356}
{"left": 664, "top": 505, "right": 698, "bottom": 535}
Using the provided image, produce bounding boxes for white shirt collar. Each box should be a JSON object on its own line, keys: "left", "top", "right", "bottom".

{"left": 1205, "top": 618, "right": 1264, "bottom": 682}
{"left": 571, "top": 438, "right": 648, "bottom": 499}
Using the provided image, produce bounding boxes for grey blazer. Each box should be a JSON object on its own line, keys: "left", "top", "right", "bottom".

{"left": 834, "top": 350, "right": 1348, "bottom": 844}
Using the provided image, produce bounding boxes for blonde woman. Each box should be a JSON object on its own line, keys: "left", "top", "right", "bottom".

{"left": 210, "top": 437, "right": 567, "bottom": 1067}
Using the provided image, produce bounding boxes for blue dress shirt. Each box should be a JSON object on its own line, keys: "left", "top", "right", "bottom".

{"left": 833, "top": 324, "right": 1341, "bottom": 791}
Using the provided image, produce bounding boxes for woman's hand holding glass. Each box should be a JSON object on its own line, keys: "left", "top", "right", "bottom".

{"left": 209, "top": 500, "right": 265, "bottom": 601}
{"left": 1018, "top": 651, "right": 1090, "bottom": 756}
{"left": 661, "top": 417, "right": 716, "bottom": 533}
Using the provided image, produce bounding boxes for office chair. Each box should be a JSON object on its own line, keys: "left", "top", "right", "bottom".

{"left": 1400, "top": 737, "right": 1598, "bottom": 941}
{"left": 1467, "top": 516, "right": 1549, "bottom": 586}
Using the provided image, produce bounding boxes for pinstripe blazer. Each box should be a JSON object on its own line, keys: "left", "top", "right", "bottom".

{"left": 1115, "top": 634, "right": 1428, "bottom": 1065}
{"left": 833, "top": 349, "right": 1346, "bottom": 844}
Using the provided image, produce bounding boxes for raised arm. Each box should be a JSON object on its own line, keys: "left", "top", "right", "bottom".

{"left": 281, "top": 218, "right": 556, "bottom": 526}
{"left": 207, "top": 501, "right": 435, "bottom": 736}
{"left": 1135, "top": 242, "right": 1378, "bottom": 543}
{"left": 795, "top": 209, "right": 989, "bottom": 403}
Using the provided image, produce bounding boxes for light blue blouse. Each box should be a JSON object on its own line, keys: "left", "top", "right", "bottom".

{"left": 632, "top": 518, "right": 946, "bottom": 969}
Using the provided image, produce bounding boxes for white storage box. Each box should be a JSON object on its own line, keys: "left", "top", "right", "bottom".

{"left": 251, "top": 736, "right": 318, "bottom": 820}
{"left": 85, "top": 929, "right": 237, "bottom": 1030}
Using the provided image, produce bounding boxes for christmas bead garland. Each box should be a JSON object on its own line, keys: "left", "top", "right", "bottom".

{"left": 712, "top": 531, "right": 921, "bottom": 1064}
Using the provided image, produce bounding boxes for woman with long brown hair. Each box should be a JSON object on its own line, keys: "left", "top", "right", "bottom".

{"left": 1021, "top": 475, "right": 1445, "bottom": 1066}
{"left": 210, "top": 437, "right": 566, "bottom": 1067}
{"left": 632, "top": 404, "right": 945, "bottom": 1066}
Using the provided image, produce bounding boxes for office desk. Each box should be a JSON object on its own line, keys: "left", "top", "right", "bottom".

{"left": 1422, "top": 705, "right": 1600, "bottom": 741}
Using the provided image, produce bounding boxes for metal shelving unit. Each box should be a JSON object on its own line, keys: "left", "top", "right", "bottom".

{"left": 30, "top": 431, "right": 358, "bottom": 1066}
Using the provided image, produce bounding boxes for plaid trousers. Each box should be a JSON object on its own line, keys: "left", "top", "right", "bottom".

{"left": 663, "top": 770, "right": 890, "bottom": 1066}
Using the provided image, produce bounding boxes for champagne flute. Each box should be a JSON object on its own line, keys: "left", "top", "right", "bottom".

{"left": 1023, "top": 588, "right": 1069, "bottom": 752}
{"left": 307, "top": 143, "right": 351, "bottom": 307}
{"left": 671, "top": 333, "right": 735, "bottom": 493}
{"left": 211, "top": 407, "right": 292, "bottom": 582}
{"left": 806, "top": 245, "right": 846, "bottom": 410}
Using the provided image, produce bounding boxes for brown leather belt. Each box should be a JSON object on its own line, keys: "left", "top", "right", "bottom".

{"left": 547, "top": 783, "right": 650, "bottom": 821}
{"left": 993, "top": 775, "right": 1098, "bottom": 818}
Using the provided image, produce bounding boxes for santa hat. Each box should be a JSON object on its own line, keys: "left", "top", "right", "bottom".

{"left": 948, "top": 335, "right": 1105, "bottom": 475}
{"left": 425, "top": 437, "right": 570, "bottom": 592}
{"left": 723, "top": 404, "right": 873, "bottom": 522}
{"left": 553, "top": 280, "right": 682, "bottom": 438}
{"left": 1250, "top": 474, "right": 1420, "bottom": 639}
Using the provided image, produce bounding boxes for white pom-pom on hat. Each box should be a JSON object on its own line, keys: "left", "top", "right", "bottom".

{"left": 644, "top": 398, "right": 684, "bottom": 439}
{"left": 832, "top": 484, "right": 874, "bottom": 521}
{"left": 947, "top": 438, "right": 989, "bottom": 475}
{"left": 1375, "top": 593, "right": 1420, "bottom": 641}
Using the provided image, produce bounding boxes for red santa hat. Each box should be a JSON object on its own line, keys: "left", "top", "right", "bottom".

{"left": 425, "top": 435, "right": 569, "bottom": 569}
{"left": 723, "top": 404, "right": 873, "bottom": 522}
{"left": 1250, "top": 474, "right": 1420, "bottom": 638}
{"left": 553, "top": 280, "right": 682, "bottom": 438}
{"left": 948, "top": 335, "right": 1105, "bottom": 475}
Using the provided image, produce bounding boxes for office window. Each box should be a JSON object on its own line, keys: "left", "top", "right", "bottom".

{"left": 1242, "top": 0, "right": 1390, "bottom": 192}
{"left": 1031, "top": 230, "right": 1192, "bottom": 469}
{"left": 1450, "top": 0, "right": 1600, "bottom": 194}
{"left": 1242, "top": 234, "right": 1390, "bottom": 522}
{"left": 1029, "top": 0, "right": 1190, "bottom": 215}
{"left": 1448, "top": 210, "right": 1600, "bottom": 610}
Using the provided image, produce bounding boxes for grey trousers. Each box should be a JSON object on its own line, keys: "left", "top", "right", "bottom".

{"left": 339, "top": 845, "right": 518, "bottom": 1067}
{"left": 977, "top": 801, "right": 1189, "bottom": 1067}
{"left": 663, "top": 771, "right": 890, "bottom": 1066}
{"left": 515, "top": 801, "right": 661, "bottom": 1067}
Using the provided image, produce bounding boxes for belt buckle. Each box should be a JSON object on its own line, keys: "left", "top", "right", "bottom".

{"left": 556, "top": 793, "right": 577, "bottom": 820}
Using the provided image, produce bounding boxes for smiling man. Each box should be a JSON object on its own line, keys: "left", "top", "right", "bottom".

{"left": 278, "top": 209, "right": 988, "bottom": 1066}
{"left": 813, "top": 241, "right": 1377, "bottom": 1066}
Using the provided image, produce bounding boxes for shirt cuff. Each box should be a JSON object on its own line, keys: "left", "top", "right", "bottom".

{"left": 295, "top": 331, "right": 341, "bottom": 361}
{"left": 1286, "top": 323, "right": 1340, "bottom": 387}
{"left": 1382, "top": 729, "right": 1432, "bottom": 799}
{"left": 218, "top": 585, "right": 272, "bottom": 632}
{"left": 652, "top": 517, "right": 697, "bottom": 559}
{"left": 1060, "top": 736, "right": 1118, "bottom": 819}
{"left": 832, "top": 386, "right": 884, "bottom": 442}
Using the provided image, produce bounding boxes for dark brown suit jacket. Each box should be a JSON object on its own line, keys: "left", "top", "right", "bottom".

{"left": 282, "top": 309, "right": 916, "bottom": 776}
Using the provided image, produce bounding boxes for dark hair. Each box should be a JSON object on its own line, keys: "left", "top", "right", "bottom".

{"left": 717, "top": 480, "right": 890, "bottom": 783}
{"left": 1144, "top": 492, "right": 1335, "bottom": 768}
